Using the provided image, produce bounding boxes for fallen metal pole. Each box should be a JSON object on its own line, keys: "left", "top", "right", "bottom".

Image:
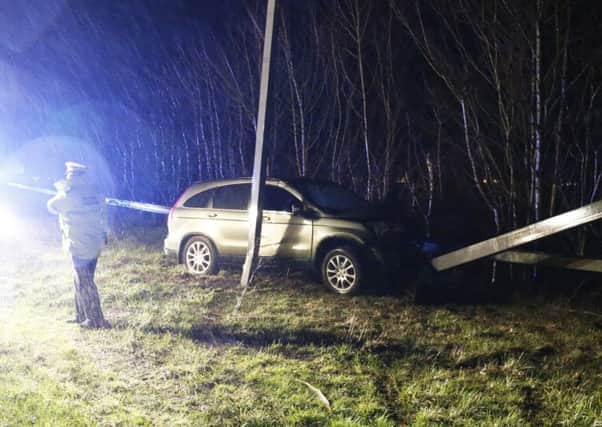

{"left": 6, "top": 182, "right": 170, "bottom": 215}
{"left": 432, "top": 199, "right": 602, "bottom": 271}
{"left": 495, "top": 250, "right": 602, "bottom": 273}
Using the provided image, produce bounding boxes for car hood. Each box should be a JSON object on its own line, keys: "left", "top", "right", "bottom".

{"left": 320, "top": 207, "right": 396, "bottom": 222}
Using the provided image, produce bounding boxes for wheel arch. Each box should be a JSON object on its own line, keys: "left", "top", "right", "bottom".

{"left": 314, "top": 236, "right": 365, "bottom": 271}
{"left": 178, "top": 233, "right": 219, "bottom": 264}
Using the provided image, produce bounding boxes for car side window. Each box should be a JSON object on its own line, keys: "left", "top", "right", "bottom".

{"left": 213, "top": 184, "right": 251, "bottom": 210}
{"left": 264, "top": 185, "right": 299, "bottom": 212}
{"left": 183, "top": 190, "right": 213, "bottom": 208}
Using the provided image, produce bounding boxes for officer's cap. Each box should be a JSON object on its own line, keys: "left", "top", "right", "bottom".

{"left": 65, "top": 161, "right": 87, "bottom": 174}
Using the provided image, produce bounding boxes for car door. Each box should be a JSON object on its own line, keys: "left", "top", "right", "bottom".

{"left": 211, "top": 183, "right": 251, "bottom": 256}
{"left": 260, "top": 184, "right": 312, "bottom": 261}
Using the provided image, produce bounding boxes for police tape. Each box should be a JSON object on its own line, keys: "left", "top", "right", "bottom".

{"left": 105, "top": 197, "right": 170, "bottom": 214}
{"left": 6, "top": 182, "right": 170, "bottom": 215}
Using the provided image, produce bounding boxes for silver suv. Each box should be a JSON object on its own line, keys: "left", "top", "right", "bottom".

{"left": 164, "top": 178, "right": 398, "bottom": 294}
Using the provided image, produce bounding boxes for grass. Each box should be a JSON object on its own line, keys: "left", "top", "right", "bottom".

{"left": 1, "top": 222, "right": 602, "bottom": 426}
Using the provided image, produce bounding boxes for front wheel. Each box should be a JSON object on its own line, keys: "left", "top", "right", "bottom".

{"left": 321, "top": 247, "right": 363, "bottom": 295}
{"left": 183, "top": 236, "right": 219, "bottom": 275}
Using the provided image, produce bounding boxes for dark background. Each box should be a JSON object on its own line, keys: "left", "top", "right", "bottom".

{"left": 1, "top": 0, "right": 602, "bottom": 269}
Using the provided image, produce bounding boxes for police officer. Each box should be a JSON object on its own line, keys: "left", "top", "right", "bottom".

{"left": 47, "top": 161, "right": 109, "bottom": 329}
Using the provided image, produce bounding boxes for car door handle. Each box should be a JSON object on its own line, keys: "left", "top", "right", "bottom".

{"left": 207, "top": 213, "right": 217, "bottom": 218}
{"left": 263, "top": 216, "right": 271, "bottom": 221}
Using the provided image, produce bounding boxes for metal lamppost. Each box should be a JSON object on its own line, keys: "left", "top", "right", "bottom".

{"left": 240, "top": 0, "right": 276, "bottom": 288}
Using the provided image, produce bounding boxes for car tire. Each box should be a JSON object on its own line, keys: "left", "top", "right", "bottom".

{"left": 183, "top": 236, "right": 219, "bottom": 276}
{"left": 321, "top": 246, "right": 363, "bottom": 295}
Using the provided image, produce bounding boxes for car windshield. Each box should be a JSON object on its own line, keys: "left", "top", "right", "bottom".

{"left": 291, "top": 181, "right": 373, "bottom": 214}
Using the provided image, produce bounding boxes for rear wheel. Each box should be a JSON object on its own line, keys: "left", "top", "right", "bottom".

{"left": 183, "top": 236, "right": 219, "bottom": 275}
{"left": 321, "top": 246, "right": 363, "bottom": 295}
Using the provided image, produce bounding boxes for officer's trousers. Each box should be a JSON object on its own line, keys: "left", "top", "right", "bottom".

{"left": 72, "top": 256, "right": 106, "bottom": 327}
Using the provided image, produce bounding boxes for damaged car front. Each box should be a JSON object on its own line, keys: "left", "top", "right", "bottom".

{"left": 289, "top": 179, "right": 428, "bottom": 292}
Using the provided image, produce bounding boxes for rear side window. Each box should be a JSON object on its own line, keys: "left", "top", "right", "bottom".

{"left": 183, "top": 190, "right": 213, "bottom": 208}
{"left": 213, "top": 184, "right": 251, "bottom": 210}
{"left": 264, "top": 185, "right": 299, "bottom": 212}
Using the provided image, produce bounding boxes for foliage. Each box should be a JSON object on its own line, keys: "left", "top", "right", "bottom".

{"left": 392, "top": 0, "right": 602, "bottom": 246}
